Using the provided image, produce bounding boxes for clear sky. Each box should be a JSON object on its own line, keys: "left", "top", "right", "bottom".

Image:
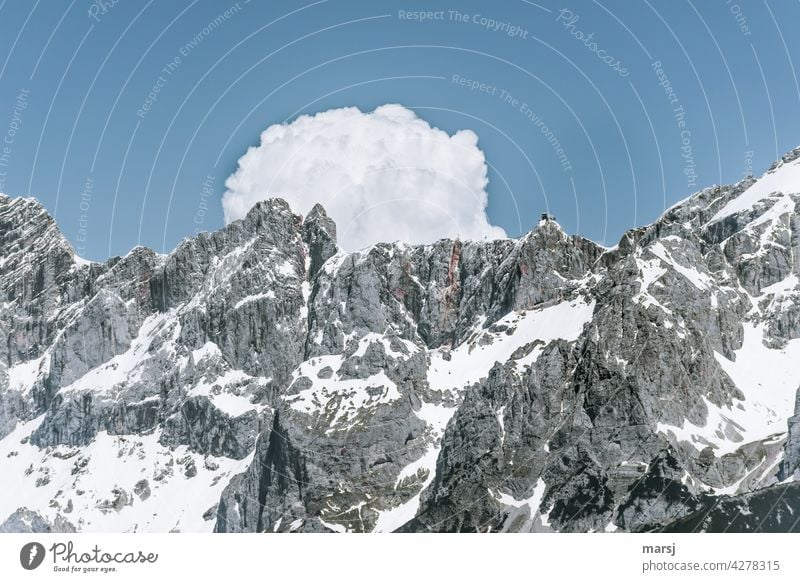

{"left": 0, "top": 0, "right": 798, "bottom": 259}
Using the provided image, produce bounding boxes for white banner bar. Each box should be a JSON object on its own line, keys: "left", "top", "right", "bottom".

{"left": 0, "top": 533, "right": 797, "bottom": 581}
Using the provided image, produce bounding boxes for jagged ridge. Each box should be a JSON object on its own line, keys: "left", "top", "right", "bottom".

{"left": 0, "top": 147, "right": 799, "bottom": 533}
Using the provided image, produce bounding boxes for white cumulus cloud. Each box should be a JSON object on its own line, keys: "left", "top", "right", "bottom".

{"left": 222, "top": 104, "right": 506, "bottom": 250}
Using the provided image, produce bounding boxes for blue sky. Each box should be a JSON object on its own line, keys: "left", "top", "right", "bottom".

{"left": 0, "top": 0, "right": 798, "bottom": 259}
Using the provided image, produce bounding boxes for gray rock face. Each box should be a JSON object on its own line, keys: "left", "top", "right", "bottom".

{"left": 0, "top": 508, "right": 76, "bottom": 533}
{"left": 778, "top": 387, "right": 800, "bottom": 480}
{"left": 2, "top": 148, "right": 800, "bottom": 533}
{"left": 654, "top": 481, "right": 800, "bottom": 532}
{"left": 303, "top": 203, "right": 337, "bottom": 279}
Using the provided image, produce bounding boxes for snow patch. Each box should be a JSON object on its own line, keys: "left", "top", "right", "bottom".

{"left": 490, "top": 478, "right": 547, "bottom": 519}
{"left": 0, "top": 417, "right": 253, "bottom": 532}
{"left": 427, "top": 298, "right": 595, "bottom": 393}
{"left": 710, "top": 156, "right": 800, "bottom": 223}
{"left": 234, "top": 291, "right": 276, "bottom": 309}
{"left": 649, "top": 242, "right": 714, "bottom": 291}
{"left": 58, "top": 312, "right": 177, "bottom": 395}
{"left": 285, "top": 356, "right": 402, "bottom": 433}
{"left": 658, "top": 323, "right": 800, "bottom": 455}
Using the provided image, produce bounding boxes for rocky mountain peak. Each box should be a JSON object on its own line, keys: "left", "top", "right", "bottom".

{"left": 768, "top": 144, "right": 800, "bottom": 171}
{"left": 238, "top": 197, "right": 302, "bottom": 241}
{"left": 0, "top": 194, "right": 72, "bottom": 260}
{"left": 306, "top": 202, "right": 331, "bottom": 224}
{"left": 0, "top": 195, "right": 79, "bottom": 367}
{"left": 302, "top": 203, "right": 338, "bottom": 278}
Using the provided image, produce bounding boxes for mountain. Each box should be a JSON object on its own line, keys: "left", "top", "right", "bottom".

{"left": 1, "top": 147, "right": 800, "bottom": 533}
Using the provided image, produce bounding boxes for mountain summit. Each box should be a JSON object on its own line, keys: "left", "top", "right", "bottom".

{"left": 1, "top": 148, "right": 799, "bottom": 533}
